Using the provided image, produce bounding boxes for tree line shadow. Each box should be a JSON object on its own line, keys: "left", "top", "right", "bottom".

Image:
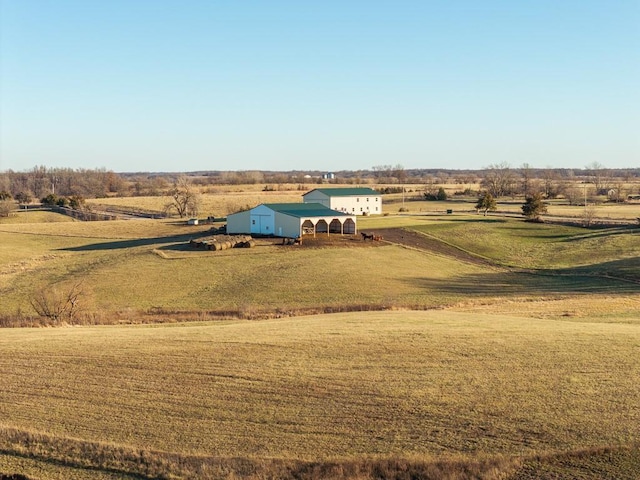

{"left": 408, "top": 258, "right": 640, "bottom": 297}
{"left": 559, "top": 226, "right": 639, "bottom": 242}
{"left": 59, "top": 230, "right": 213, "bottom": 251}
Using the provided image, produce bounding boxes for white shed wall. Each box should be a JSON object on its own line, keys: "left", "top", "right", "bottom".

{"left": 274, "top": 213, "right": 302, "bottom": 238}
{"left": 250, "top": 204, "right": 275, "bottom": 235}
{"left": 226, "top": 210, "right": 251, "bottom": 234}
{"left": 330, "top": 196, "right": 382, "bottom": 215}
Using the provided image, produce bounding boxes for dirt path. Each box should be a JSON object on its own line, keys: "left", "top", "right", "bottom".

{"left": 374, "top": 227, "right": 497, "bottom": 267}
{"left": 265, "top": 227, "right": 497, "bottom": 267}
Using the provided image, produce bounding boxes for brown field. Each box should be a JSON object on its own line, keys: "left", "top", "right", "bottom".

{"left": 1, "top": 311, "right": 639, "bottom": 479}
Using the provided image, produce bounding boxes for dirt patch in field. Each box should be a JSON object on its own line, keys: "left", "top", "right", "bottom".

{"left": 278, "top": 228, "right": 495, "bottom": 266}
{"left": 276, "top": 234, "right": 379, "bottom": 249}
{"left": 373, "top": 228, "right": 496, "bottom": 266}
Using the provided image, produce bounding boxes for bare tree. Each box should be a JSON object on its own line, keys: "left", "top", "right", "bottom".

{"left": 585, "top": 162, "right": 610, "bottom": 194}
{"left": 542, "top": 168, "right": 561, "bottom": 198}
{"left": 481, "top": 163, "right": 516, "bottom": 198}
{"left": 164, "top": 176, "right": 201, "bottom": 218}
{"left": 583, "top": 205, "right": 597, "bottom": 227}
{"left": 564, "top": 185, "right": 583, "bottom": 206}
{"left": 30, "top": 283, "right": 84, "bottom": 324}
{"left": 392, "top": 164, "right": 406, "bottom": 183}
{"left": 608, "top": 181, "right": 626, "bottom": 203}
{"left": 520, "top": 163, "right": 532, "bottom": 196}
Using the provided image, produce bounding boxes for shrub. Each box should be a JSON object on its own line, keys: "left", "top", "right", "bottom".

{"left": 15, "top": 191, "right": 33, "bottom": 204}
{"left": 41, "top": 193, "right": 59, "bottom": 206}
{"left": 30, "top": 283, "right": 84, "bottom": 324}
{"left": 0, "top": 199, "right": 15, "bottom": 218}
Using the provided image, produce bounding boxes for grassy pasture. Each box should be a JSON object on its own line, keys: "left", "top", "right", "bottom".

{"left": 382, "top": 197, "right": 640, "bottom": 221}
{"left": 90, "top": 193, "right": 640, "bottom": 220}
{"left": 0, "top": 213, "right": 639, "bottom": 322}
{"left": 406, "top": 218, "right": 640, "bottom": 270}
{"left": 0, "top": 210, "right": 76, "bottom": 224}
{"left": 1, "top": 311, "right": 639, "bottom": 478}
{"left": 87, "top": 189, "right": 306, "bottom": 217}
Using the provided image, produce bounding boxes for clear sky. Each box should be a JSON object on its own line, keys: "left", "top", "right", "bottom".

{"left": 1, "top": 0, "right": 639, "bottom": 173}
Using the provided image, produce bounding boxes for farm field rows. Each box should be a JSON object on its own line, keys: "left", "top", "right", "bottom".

{"left": 1, "top": 311, "right": 639, "bottom": 479}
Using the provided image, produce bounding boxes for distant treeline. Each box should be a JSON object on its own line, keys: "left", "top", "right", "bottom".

{"left": 0, "top": 166, "right": 125, "bottom": 202}
{"left": 1, "top": 164, "right": 638, "bottom": 202}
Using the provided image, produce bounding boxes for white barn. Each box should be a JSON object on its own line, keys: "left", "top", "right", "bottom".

{"left": 302, "top": 187, "right": 382, "bottom": 215}
{"left": 226, "top": 203, "right": 357, "bottom": 238}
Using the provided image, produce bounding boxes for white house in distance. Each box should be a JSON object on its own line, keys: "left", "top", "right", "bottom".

{"left": 302, "top": 187, "right": 382, "bottom": 215}
{"left": 226, "top": 203, "right": 357, "bottom": 238}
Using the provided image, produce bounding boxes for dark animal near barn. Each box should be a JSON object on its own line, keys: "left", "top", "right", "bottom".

{"left": 361, "top": 233, "right": 382, "bottom": 241}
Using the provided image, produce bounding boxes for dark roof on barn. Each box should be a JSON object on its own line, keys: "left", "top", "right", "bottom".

{"left": 264, "top": 203, "right": 353, "bottom": 218}
{"left": 303, "top": 187, "right": 379, "bottom": 197}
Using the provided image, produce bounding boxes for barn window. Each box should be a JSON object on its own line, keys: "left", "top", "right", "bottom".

{"left": 367, "top": 198, "right": 369, "bottom": 202}
{"left": 252, "top": 220, "right": 255, "bottom": 225}
{"left": 357, "top": 198, "right": 359, "bottom": 202}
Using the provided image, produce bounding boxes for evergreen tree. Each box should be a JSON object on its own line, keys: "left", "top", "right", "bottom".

{"left": 521, "top": 193, "right": 548, "bottom": 221}
{"left": 475, "top": 192, "right": 497, "bottom": 216}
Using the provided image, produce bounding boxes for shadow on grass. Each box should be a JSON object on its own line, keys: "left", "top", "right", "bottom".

{"left": 58, "top": 231, "right": 213, "bottom": 251}
{"left": 560, "top": 226, "right": 639, "bottom": 242}
{"left": 437, "top": 217, "right": 508, "bottom": 223}
{"left": 409, "top": 261, "right": 640, "bottom": 297}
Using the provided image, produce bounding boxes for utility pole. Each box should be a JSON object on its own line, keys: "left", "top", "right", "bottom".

{"left": 583, "top": 182, "right": 589, "bottom": 217}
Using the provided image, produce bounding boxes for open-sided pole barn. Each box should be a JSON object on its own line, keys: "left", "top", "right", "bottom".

{"left": 226, "top": 203, "right": 356, "bottom": 238}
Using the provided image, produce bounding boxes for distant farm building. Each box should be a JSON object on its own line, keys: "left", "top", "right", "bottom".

{"left": 226, "top": 203, "right": 357, "bottom": 238}
{"left": 302, "top": 187, "right": 382, "bottom": 215}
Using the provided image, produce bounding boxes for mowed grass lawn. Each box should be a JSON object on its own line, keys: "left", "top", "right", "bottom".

{"left": 1, "top": 311, "right": 639, "bottom": 478}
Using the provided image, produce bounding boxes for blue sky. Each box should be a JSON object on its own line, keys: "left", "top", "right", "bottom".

{"left": 1, "top": 1, "right": 638, "bottom": 173}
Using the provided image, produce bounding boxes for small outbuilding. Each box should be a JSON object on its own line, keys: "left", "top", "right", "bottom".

{"left": 302, "top": 187, "right": 382, "bottom": 215}
{"left": 226, "top": 203, "right": 357, "bottom": 238}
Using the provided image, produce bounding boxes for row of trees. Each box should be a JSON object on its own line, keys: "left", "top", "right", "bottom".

{"left": 480, "top": 162, "right": 626, "bottom": 199}
{"left": 1, "top": 163, "right": 636, "bottom": 206}
{"left": 0, "top": 166, "right": 125, "bottom": 201}
{"left": 475, "top": 192, "right": 548, "bottom": 221}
